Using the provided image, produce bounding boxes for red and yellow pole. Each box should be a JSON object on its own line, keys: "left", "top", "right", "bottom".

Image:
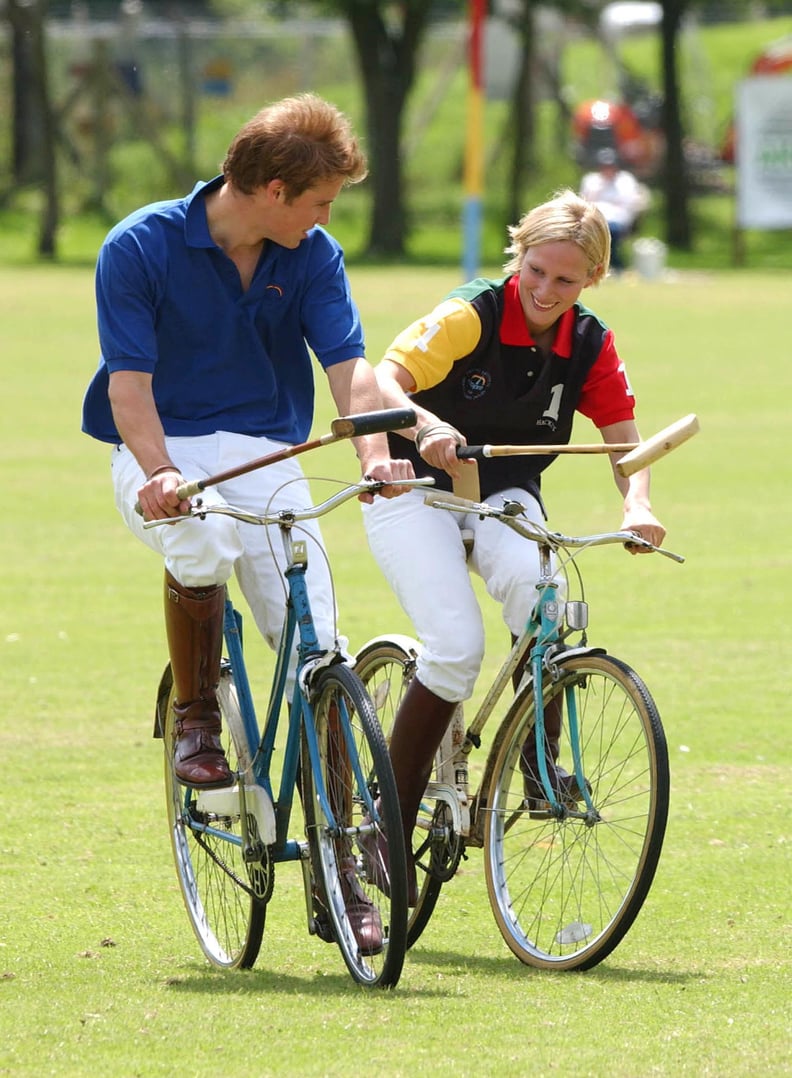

{"left": 462, "top": 0, "right": 486, "bottom": 280}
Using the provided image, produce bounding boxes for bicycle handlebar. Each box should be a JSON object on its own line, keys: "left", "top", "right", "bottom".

{"left": 142, "top": 476, "right": 436, "bottom": 530}
{"left": 423, "top": 489, "right": 684, "bottom": 563}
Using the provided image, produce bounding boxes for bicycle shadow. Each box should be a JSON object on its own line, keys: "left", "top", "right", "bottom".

{"left": 161, "top": 961, "right": 455, "bottom": 999}
{"left": 405, "top": 946, "right": 698, "bottom": 985}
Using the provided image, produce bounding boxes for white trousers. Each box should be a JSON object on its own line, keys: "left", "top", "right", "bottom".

{"left": 362, "top": 487, "right": 556, "bottom": 703}
{"left": 111, "top": 432, "right": 339, "bottom": 657}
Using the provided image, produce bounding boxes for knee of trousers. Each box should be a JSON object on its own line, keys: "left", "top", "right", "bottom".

{"left": 162, "top": 513, "right": 244, "bottom": 589}
{"left": 415, "top": 633, "right": 485, "bottom": 703}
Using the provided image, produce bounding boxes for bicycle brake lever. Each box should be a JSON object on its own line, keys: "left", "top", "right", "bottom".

{"left": 623, "top": 534, "right": 685, "bottom": 563}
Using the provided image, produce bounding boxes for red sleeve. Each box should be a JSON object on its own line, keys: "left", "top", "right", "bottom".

{"left": 576, "top": 329, "right": 636, "bottom": 428}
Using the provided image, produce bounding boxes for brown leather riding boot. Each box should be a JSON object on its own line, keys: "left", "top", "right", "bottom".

{"left": 387, "top": 677, "right": 457, "bottom": 904}
{"left": 164, "top": 570, "right": 233, "bottom": 789}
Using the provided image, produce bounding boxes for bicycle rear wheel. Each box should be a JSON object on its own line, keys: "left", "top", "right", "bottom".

{"left": 483, "top": 653, "right": 669, "bottom": 971}
{"left": 354, "top": 638, "right": 451, "bottom": 948}
{"left": 160, "top": 662, "right": 268, "bottom": 969}
{"left": 301, "top": 663, "right": 408, "bottom": 988}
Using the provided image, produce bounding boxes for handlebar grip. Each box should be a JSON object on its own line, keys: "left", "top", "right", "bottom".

{"left": 330, "top": 407, "right": 416, "bottom": 439}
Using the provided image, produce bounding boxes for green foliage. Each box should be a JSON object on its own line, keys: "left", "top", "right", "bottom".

{"left": 2, "top": 11, "right": 792, "bottom": 267}
{"left": 1, "top": 261, "right": 790, "bottom": 1075}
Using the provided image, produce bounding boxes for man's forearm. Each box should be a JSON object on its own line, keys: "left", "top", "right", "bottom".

{"left": 108, "top": 371, "right": 174, "bottom": 477}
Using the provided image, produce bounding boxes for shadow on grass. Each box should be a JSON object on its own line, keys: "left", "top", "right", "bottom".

{"left": 406, "top": 945, "right": 699, "bottom": 986}
{"left": 160, "top": 958, "right": 454, "bottom": 999}
{"left": 163, "top": 941, "right": 699, "bottom": 998}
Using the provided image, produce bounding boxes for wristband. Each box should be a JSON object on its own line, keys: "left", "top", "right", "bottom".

{"left": 415, "top": 423, "right": 463, "bottom": 454}
{"left": 146, "top": 464, "right": 181, "bottom": 480}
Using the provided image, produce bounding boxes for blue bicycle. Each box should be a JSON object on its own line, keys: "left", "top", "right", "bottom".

{"left": 148, "top": 411, "right": 428, "bottom": 988}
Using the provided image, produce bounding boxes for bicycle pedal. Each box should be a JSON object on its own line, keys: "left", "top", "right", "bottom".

{"left": 311, "top": 907, "right": 336, "bottom": 944}
{"left": 524, "top": 796, "right": 576, "bottom": 820}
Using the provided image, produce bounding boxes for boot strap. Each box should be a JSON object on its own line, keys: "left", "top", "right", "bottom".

{"left": 173, "top": 698, "right": 221, "bottom": 734}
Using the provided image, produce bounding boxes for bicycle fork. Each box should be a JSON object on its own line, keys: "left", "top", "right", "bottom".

{"left": 529, "top": 557, "right": 597, "bottom": 821}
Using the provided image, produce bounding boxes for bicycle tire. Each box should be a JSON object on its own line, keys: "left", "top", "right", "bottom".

{"left": 301, "top": 663, "right": 408, "bottom": 988}
{"left": 483, "top": 653, "right": 669, "bottom": 971}
{"left": 354, "top": 637, "right": 453, "bottom": 948}
{"left": 160, "top": 662, "right": 268, "bottom": 969}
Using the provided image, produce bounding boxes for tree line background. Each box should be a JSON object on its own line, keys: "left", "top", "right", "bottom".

{"left": 3, "top": 0, "right": 792, "bottom": 263}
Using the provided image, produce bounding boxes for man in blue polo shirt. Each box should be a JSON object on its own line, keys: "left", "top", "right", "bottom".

{"left": 82, "top": 94, "right": 410, "bottom": 799}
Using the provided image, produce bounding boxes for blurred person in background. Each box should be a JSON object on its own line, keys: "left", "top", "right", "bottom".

{"left": 580, "top": 147, "right": 649, "bottom": 271}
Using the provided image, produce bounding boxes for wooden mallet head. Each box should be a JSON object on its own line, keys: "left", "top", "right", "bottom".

{"left": 615, "top": 414, "right": 700, "bottom": 477}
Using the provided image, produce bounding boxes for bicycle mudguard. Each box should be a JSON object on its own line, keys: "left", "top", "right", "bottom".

{"left": 330, "top": 407, "right": 415, "bottom": 438}
{"left": 354, "top": 634, "right": 421, "bottom": 665}
{"left": 544, "top": 644, "right": 607, "bottom": 677}
{"left": 153, "top": 663, "right": 173, "bottom": 738}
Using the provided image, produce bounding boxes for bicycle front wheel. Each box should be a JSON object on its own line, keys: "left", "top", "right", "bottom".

{"left": 302, "top": 664, "right": 408, "bottom": 988}
{"left": 354, "top": 638, "right": 449, "bottom": 949}
{"left": 160, "top": 662, "right": 268, "bottom": 970}
{"left": 483, "top": 653, "right": 669, "bottom": 971}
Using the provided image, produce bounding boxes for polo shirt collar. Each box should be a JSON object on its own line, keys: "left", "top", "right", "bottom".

{"left": 184, "top": 175, "right": 224, "bottom": 248}
{"left": 500, "top": 274, "right": 575, "bottom": 358}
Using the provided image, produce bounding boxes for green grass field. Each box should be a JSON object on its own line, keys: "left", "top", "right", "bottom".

{"left": 1, "top": 262, "right": 790, "bottom": 1076}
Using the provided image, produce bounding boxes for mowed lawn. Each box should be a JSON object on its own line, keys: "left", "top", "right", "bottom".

{"left": 0, "top": 262, "right": 789, "bottom": 1077}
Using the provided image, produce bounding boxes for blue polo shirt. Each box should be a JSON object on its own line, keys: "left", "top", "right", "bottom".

{"left": 81, "top": 176, "right": 365, "bottom": 445}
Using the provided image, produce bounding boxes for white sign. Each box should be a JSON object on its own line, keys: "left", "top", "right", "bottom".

{"left": 736, "top": 76, "right": 792, "bottom": 229}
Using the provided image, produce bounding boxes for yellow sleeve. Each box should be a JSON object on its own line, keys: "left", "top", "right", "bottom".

{"left": 380, "top": 298, "right": 482, "bottom": 392}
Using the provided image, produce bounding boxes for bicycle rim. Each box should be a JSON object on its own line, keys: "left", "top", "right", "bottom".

{"left": 354, "top": 637, "right": 450, "bottom": 948}
{"left": 483, "top": 654, "right": 669, "bottom": 971}
{"left": 303, "top": 664, "right": 407, "bottom": 988}
{"left": 161, "top": 663, "right": 267, "bottom": 969}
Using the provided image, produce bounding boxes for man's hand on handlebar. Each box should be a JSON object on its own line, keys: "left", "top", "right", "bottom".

{"left": 358, "top": 458, "right": 416, "bottom": 504}
{"left": 137, "top": 468, "right": 191, "bottom": 522}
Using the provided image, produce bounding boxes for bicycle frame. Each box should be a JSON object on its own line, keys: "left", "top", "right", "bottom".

{"left": 357, "top": 486, "right": 680, "bottom": 968}
{"left": 204, "top": 524, "right": 380, "bottom": 864}
{"left": 427, "top": 549, "right": 596, "bottom": 840}
{"left": 420, "top": 491, "right": 682, "bottom": 838}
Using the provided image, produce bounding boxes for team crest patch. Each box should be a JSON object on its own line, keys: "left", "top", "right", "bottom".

{"left": 462, "top": 369, "right": 490, "bottom": 400}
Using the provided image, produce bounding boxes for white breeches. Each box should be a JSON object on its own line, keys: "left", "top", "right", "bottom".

{"left": 111, "top": 432, "right": 339, "bottom": 657}
{"left": 362, "top": 487, "right": 560, "bottom": 702}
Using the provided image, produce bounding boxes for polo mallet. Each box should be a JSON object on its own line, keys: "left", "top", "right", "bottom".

{"left": 135, "top": 407, "right": 416, "bottom": 513}
{"left": 455, "top": 413, "right": 700, "bottom": 478}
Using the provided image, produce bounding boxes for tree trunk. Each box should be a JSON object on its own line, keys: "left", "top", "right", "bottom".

{"left": 506, "top": 1, "right": 536, "bottom": 225}
{"left": 660, "top": 1, "right": 691, "bottom": 250}
{"left": 7, "top": 0, "right": 60, "bottom": 257}
{"left": 343, "top": 2, "right": 432, "bottom": 258}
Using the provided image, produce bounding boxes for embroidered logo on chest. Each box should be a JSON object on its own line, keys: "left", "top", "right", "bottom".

{"left": 461, "top": 369, "right": 490, "bottom": 400}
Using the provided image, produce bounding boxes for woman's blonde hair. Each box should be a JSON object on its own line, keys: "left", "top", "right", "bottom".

{"left": 503, "top": 188, "right": 611, "bottom": 284}
{"left": 222, "top": 93, "right": 368, "bottom": 199}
